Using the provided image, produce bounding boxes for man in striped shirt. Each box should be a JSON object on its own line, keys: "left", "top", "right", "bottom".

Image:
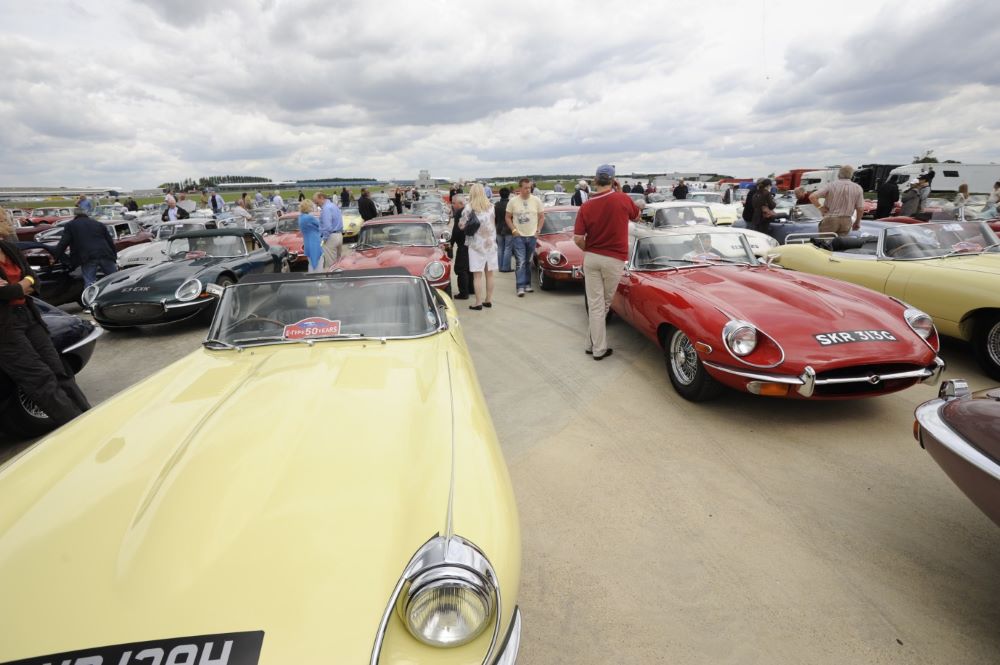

{"left": 809, "top": 165, "right": 865, "bottom": 236}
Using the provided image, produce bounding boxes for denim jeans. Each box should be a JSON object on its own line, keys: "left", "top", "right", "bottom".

{"left": 512, "top": 235, "right": 537, "bottom": 290}
{"left": 497, "top": 234, "right": 514, "bottom": 272}
{"left": 81, "top": 259, "right": 118, "bottom": 287}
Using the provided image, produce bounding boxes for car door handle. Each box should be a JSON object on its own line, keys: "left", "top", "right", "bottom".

{"left": 828, "top": 256, "right": 840, "bottom": 263}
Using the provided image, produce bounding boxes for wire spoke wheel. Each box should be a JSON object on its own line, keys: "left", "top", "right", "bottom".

{"left": 987, "top": 320, "right": 1000, "bottom": 367}
{"left": 670, "top": 330, "right": 699, "bottom": 386}
{"left": 18, "top": 389, "right": 48, "bottom": 419}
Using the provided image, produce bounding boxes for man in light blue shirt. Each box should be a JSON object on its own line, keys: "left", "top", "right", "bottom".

{"left": 314, "top": 192, "right": 343, "bottom": 268}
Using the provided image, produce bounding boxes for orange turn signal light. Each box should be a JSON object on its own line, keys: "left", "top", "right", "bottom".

{"left": 746, "top": 381, "right": 790, "bottom": 397}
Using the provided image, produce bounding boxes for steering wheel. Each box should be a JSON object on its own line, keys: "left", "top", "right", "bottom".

{"left": 223, "top": 316, "right": 286, "bottom": 334}
{"left": 887, "top": 242, "right": 924, "bottom": 258}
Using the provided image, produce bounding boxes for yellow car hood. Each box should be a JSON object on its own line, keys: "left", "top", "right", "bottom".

{"left": 0, "top": 338, "right": 457, "bottom": 663}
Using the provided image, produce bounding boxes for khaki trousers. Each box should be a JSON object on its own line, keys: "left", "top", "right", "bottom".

{"left": 322, "top": 232, "right": 343, "bottom": 269}
{"left": 819, "top": 215, "right": 853, "bottom": 236}
{"left": 583, "top": 251, "right": 625, "bottom": 356}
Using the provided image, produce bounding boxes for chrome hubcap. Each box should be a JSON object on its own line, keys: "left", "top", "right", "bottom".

{"left": 987, "top": 321, "right": 1000, "bottom": 367}
{"left": 670, "top": 330, "right": 699, "bottom": 385}
{"left": 17, "top": 389, "right": 48, "bottom": 419}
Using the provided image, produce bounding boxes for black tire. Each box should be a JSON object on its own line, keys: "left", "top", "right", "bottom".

{"left": 662, "top": 326, "right": 723, "bottom": 401}
{"left": 3, "top": 389, "right": 58, "bottom": 438}
{"left": 972, "top": 313, "right": 1000, "bottom": 381}
{"left": 539, "top": 267, "right": 556, "bottom": 291}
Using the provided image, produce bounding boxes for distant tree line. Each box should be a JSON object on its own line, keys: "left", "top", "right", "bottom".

{"left": 296, "top": 177, "right": 377, "bottom": 184}
{"left": 157, "top": 175, "right": 272, "bottom": 191}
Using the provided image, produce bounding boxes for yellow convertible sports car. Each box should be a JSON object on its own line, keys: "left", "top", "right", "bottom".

{"left": 0, "top": 269, "right": 522, "bottom": 665}
{"left": 769, "top": 222, "right": 1000, "bottom": 379}
{"left": 342, "top": 204, "right": 364, "bottom": 241}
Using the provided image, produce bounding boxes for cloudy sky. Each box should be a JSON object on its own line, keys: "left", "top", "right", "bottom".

{"left": 1, "top": 0, "right": 997, "bottom": 188}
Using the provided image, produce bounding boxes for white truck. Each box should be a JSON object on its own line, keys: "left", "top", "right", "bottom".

{"left": 798, "top": 168, "right": 838, "bottom": 193}
{"left": 886, "top": 163, "right": 1000, "bottom": 193}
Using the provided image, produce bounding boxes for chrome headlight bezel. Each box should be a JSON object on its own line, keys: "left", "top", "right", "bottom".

{"left": 399, "top": 564, "right": 496, "bottom": 647}
{"left": 385, "top": 535, "right": 501, "bottom": 652}
{"left": 904, "top": 307, "right": 936, "bottom": 343}
{"left": 546, "top": 251, "right": 564, "bottom": 267}
{"left": 174, "top": 278, "right": 203, "bottom": 302}
{"left": 723, "top": 320, "right": 758, "bottom": 357}
{"left": 82, "top": 283, "right": 101, "bottom": 307}
{"left": 423, "top": 261, "right": 446, "bottom": 281}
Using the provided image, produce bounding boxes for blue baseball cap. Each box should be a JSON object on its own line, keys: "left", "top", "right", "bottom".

{"left": 596, "top": 164, "right": 615, "bottom": 179}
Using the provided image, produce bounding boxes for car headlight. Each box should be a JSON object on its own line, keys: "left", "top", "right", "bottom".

{"left": 393, "top": 536, "right": 499, "bottom": 649}
{"left": 82, "top": 283, "right": 100, "bottom": 307}
{"left": 424, "top": 261, "right": 446, "bottom": 281}
{"left": 546, "top": 251, "right": 564, "bottom": 266}
{"left": 723, "top": 320, "right": 758, "bottom": 356}
{"left": 440, "top": 230, "right": 452, "bottom": 242}
{"left": 904, "top": 307, "right": 935, "bottom": 341}
{"left": 174, "top": 278, "right": 203, "bottom": 302}
{"left": 403, "top": 565, "right": 494, "bottom": 647}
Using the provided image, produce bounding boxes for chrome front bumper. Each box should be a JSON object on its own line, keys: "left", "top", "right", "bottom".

{"left": 915, "top": 389, "right": 1000, "bottom": 482}
{"left": 60, "top": 325, "right": 104, "bottom": 354}
{"left": 493, "top": 607, "right": 522, "bottom": 664}
{"left": 703, "top": 356, "right": 945, "bottom": 398}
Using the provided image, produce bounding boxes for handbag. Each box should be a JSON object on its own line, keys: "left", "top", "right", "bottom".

{"left": 463, "top": 209, "right": 481, "bottom": 237}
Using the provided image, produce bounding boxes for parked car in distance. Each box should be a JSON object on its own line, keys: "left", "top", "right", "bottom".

{"left": 84, "top": 228, "right": 289, "bottom": 329}
{"left": 268, "top": 213, "right": 307, "bottom": 269}
{"left": 535, "top": 206, "right": 583, "bottom": 290}
{"left": 334, "top": 217, "right": 452, "bottom": 294}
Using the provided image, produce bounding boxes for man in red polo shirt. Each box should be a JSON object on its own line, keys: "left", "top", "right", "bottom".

{"left": 573, "top": 164, "right": 640, "bottom": 360}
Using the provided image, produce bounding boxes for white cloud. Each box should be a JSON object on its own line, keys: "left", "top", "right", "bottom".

{"left": 0, "top": 0, "right": 995, "bottom": 188}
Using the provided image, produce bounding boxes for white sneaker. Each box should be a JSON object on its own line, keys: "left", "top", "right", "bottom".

{"left": 525, "top": 286, "right": 534, "bottom": 293}
{"left": 517, "top": 289, "right": 525, "bottom": 297}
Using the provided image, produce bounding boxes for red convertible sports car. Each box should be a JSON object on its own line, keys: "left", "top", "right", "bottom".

{"left": 333, "top": 217, "right": 452, "bottom": 294}
{"left": 269, "top": 212, "right": 308, "bottom": 269}
{"left": 535, "top": 206, "right": 584, "bottom": 290}
{"left": 27, "top": 206, "right": 74, "bottom": 226}
{"left": 613, "top": 228, "right": 944, "bottom": 401}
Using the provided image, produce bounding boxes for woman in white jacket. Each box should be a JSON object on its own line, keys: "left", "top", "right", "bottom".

{"left": 459, "top": 183, "right": 498, "bottom": 310}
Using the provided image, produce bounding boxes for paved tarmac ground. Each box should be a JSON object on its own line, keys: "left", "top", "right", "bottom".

{"left": 3, "top": 272, "right": 1000, "bottom": 664}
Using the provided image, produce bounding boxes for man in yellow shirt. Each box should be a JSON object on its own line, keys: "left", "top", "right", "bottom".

{"left": 505, "top": 178, "right": 544, "bottom": 296}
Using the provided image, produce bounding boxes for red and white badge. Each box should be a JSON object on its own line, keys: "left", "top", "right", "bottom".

{"left": 283, "top": 317, "right": 342, "bottom": 340}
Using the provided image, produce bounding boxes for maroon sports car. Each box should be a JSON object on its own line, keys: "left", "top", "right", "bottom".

{"left": 914, "top": 380, "right": 1000, "bottom": 527}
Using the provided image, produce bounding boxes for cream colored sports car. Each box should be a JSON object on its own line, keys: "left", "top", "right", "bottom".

{"left": 0, "top": 269, "right": 521, "bottom": 665}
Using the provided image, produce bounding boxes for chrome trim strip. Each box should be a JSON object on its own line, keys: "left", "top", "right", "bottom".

{"left": 60, "top": 325, "right": 104, "bottom": 354}
{"left": 445, "top": 352, "right": 456, "bottom": 539}
{"left": 704, "top": 361, "right": 938, "bottom": 390}
{"left": 916, "top": 401, "right": 1000, "bottom": 482}
{"left": 164, "top": 298, "right": 215, "bottom": 309}
{"left": 541, "top": 267, "right": 573, "bottom": 274}
{"left": 492, "top": 607, "right": 522, "bottom": 665}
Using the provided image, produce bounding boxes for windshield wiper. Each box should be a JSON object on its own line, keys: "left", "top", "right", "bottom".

{"left": 203, "top": 339, "right": 241, "bottom": 350}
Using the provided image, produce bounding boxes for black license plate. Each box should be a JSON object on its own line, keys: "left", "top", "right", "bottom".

{"left": 814, "top": 330, "right": 897, "bottom": 346}
{"left": 3, "top": 631, "right": 264, "bottom": 665}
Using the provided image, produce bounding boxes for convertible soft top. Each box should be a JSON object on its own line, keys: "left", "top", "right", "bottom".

{"left": 239, "top": 267, "right": 412, "bottom": 284}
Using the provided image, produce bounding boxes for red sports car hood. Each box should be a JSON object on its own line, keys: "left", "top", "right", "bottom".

{"left": 270, "top": 231, "right": 303, "bottom": 251}
{"left": 337, "top": 245, "right": 444, "bottom": 276}
{"left": 668, "top": 266, "right": 936, "bottom": 366}
{"left": 537, "top": 232, "right": 583, "bottom": 265}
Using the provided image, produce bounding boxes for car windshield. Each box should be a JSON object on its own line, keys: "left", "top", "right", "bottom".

{"left": 653, "top": 205, "right": 715, "bottom": 227}
{"left": 689, "top": 193, "right": 723, "bottom": 204}
{"left": 628, "top": 193, "right": 646, "bottom": 204}
{"left": 413, "top": 201, "right": 442, "bottom": 213}
{"left": 34, "top": 208, "right": 54, "bottom": 216}
{"left": 790, "top": 204, "right": 823, "bottom": 221}
{"left": 276, "top": 216, "right": 301, "bottom": 233}
{"left": 253, "top": 209, "right": 275, "bottom": 220}
{"left": 356, "top": 223, "right": 435, "bottom": 247}
{"left": 633, "top": 232, "right": 757, "bottom": 269}
{"left": 158, "top": 223, "right": 205, "bottom": 239}
{"left": 168, "top": 234, "right": 246, "bottom": 259}
{"left": 882, "top": 222, "right": 1000, "bottom": 260}
{"left": 206, "top": 275, "right": 441, "bottom": 346}
{"left": 541, "top": 210, "right": 578, "bottom": 234}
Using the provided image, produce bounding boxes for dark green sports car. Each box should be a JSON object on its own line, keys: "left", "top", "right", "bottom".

{"left": 83, "top": 228, "right": 290, "bottom": 329}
